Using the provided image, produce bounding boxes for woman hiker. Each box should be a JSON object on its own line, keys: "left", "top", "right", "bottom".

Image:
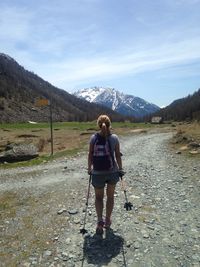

{"left": 88, "top": 114, "right": 123, "bottom": 235}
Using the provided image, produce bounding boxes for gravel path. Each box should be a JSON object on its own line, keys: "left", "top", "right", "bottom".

{"left": 0, "top": 131, "right": 199, "bottom": 267}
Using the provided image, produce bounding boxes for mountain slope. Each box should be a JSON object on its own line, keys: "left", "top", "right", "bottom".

{"left": 74, "top": 87, "right": 160, "bottom": 118}
{"left": 0, "top": 54, "right": 125, "bottom": 123}
{"left": 152, "top": 88, "right": 200, "bottom": 121}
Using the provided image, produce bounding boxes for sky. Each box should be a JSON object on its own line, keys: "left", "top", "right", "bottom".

{"left": 0, "top": 0, "right": 200, "bottom": 107}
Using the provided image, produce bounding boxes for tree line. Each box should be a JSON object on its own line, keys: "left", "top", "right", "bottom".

{"left": 0, "top": 54, "right": 131, "bottom": 123}
{"left": 147, "top": 89, "right": 200, "bottom": 122}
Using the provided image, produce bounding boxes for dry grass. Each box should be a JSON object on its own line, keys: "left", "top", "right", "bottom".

{"left": 0, "top": 121, "right": 199, "bottom": 164}
{"left": 0, "top": 191, "right": 18, "bottom": 219}
{"left": 0, "top": 123, "right": 147, "bottom": 157}
{"left": 171, "top": 121, "right": 200, "bottom": 156}
{"left": 176, "top": 121, "right": 200, "bottom": 142}
{"left": 0, "top": 127, "right": 93, "bottom": 156}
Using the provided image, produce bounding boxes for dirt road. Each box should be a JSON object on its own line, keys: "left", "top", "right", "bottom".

{"left": 0, "top": 130, "right": 199, "bottom": 267}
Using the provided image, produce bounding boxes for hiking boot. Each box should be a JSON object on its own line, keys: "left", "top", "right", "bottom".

{"left": 96, "top": 220, "right": 104, "bottom": 235}
{"left": 104, "top": 217, "right": 112, "bottom": 229}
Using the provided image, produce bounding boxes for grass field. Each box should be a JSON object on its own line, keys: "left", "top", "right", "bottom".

{"left": 0, "top": 121, "right": 199, "bottom": 167}
{"left": 0, "top": 121, "right": 160, "bottom": 130}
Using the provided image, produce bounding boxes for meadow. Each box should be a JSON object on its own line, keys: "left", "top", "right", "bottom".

{"left": 0, "top": 121, "right": 199, "bottom": 167}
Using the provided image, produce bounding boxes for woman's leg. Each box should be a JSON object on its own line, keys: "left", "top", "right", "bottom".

{"left": 106, "top": 183, "right": 116, "bottom": 221}
{"left": 94, "top": 187, "right": 104, "bottom": 222}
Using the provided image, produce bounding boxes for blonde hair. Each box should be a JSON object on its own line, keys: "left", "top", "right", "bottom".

{"left": 97, "top": 115, "right": 111, "bottom": 135}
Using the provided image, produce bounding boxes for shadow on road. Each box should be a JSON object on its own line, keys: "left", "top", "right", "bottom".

{"left": 82, "top": 228, "right": 126, "bottom": 266}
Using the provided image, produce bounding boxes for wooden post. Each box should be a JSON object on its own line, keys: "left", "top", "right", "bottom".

{"left": 49, "top": 99, "right": 53, "bottom": 156}
{"left": 35, "top": 98, "right": 53, "bottom": 155}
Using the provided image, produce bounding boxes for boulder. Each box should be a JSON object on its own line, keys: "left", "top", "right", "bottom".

{"left": 0, "top": 143, "right": 39, "bottom": 163}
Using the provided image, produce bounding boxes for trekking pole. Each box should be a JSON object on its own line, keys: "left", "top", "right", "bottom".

{"left": 119, "top": 172, "right": 133, "bottom": 211}
{"left": 80, "top": 174, "right": 92, "bottom": 235}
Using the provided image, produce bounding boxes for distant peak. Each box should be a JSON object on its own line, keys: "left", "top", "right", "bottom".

{"left": 73, "top": 86, "right": 160, "bottom": 118}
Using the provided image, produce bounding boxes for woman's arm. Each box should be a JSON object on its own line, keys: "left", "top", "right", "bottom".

{"left": 115, "top": 141, "right": 122, "bottom": 170}
{"left": 88, "top": 142, "right": 93, "bottom": 174}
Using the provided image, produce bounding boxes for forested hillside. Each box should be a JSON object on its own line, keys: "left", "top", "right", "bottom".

{"left": 153, "top": 89, "right": 200, "bottom": 122}
{"left": 0, "top": 53, "right": 127, "bottom": 123}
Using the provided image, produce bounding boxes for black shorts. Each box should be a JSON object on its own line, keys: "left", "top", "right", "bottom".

{"left": 91, "top": 172, "right": 119, "bottom": 188}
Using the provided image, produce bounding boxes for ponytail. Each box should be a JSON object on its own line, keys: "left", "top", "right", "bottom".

{"left": 101, "top": 122, "right": 107, "bottom": 135}
{"left": 97, "top": 115, "right": 111, "bottom": 136}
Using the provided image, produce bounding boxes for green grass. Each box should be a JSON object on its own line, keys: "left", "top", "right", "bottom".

{"left": 0, "top": 121, "right": 165, "bottom": 130}
{"left": 0, "top": 121, "right": 96, "bottom": 130}
{"left": 0, "top": 146, "right": 86, "bottom": 169}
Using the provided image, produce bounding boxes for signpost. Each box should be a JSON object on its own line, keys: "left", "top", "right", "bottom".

{"left": 35, "top": 98, "right": 53, "bottom": 155}
{"left": 35, "top": 98, "right": 49, "bottom": 107}
{"left": 49, "top": 100, "right": 53, "bottom": 156}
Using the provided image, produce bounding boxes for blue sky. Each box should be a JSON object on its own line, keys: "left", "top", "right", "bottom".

{"left": 0, "top": 0, "right": 200, "bottom": 107}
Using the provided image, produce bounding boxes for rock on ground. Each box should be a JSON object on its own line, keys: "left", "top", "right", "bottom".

{"left": 0, "top": 131, "right": 200, "bottom": 267}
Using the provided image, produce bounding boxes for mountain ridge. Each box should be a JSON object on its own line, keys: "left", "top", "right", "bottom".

{"left": 0, "top": 53, "right": 126, "bottom": 123}
{"left": 1, "top": 53, "right": 198, "bottom": 123}
{"left": 74, "top": 86, "right": 160, "bottom": 118}
{"left": 152, "top": 88, "right": 200, "bottom": 121}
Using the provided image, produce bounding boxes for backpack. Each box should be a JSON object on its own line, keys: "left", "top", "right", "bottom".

{"left": 92, "top": 133, "right": 114, "bottom": 171}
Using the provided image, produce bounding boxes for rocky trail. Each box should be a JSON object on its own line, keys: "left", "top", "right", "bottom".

{"left": 0, "top": 131, "right": 199, "bottom": 267}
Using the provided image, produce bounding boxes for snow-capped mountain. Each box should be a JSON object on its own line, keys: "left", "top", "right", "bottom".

{"left": 73, "top": 87, "right": 160, "bottom": 118}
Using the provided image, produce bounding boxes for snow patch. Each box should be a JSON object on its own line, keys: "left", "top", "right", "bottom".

{"left": 73, "top": 86, "right": 160, "bottom": 118}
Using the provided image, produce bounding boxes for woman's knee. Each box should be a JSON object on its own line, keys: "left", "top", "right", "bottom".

{"left": 95, "top": 194, "right": 104, "bottom": 202}
{"left": 106, "top": 184, "right": 115, "bottom": 197}
{"left": 95, "top": 192, "right": 104, "bottom": 201}
{"left": 107, "top": 195, "right": 114, "bottom": 202}
{"left": 95, "top": 188, "right": 104, "bottom": 201}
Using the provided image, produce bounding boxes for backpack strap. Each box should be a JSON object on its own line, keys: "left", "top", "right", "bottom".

{"left": 93, "top": 133, "right": 98, "bottom": 144}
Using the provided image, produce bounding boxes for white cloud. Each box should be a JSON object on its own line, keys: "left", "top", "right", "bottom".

{"left": 0, "top": 6, "right": 33, "bottom": 40}
{"left": 39, "top": 36, "right": 200, "bottom": 88}
{"left": 0, "top": 0, "right": 199, "bottom": 96}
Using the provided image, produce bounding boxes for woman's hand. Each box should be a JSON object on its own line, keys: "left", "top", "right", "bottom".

{"left": 118, "top": 169, "right": 125, "bottom": 177}
{"left": 87, "top": 168, "right": 92, "bottom": 175}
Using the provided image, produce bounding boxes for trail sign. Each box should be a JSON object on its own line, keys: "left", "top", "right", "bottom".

{"left": 35, "top": 98, "right": 49, "bottom": 107}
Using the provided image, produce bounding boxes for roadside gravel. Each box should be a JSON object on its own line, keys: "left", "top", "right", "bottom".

{"left": 0, "top": 130, "right": 199, "bottom": 267}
